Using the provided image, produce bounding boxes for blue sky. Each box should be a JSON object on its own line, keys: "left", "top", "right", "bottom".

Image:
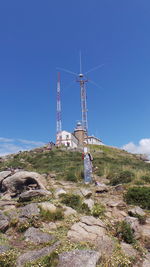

{"left": 1, "top": 0, "right": 150, "bottom": 155}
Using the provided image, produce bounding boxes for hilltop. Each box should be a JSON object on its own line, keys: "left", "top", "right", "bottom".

{"left": 0, "top": 146, "right": 150, "bottom": 266}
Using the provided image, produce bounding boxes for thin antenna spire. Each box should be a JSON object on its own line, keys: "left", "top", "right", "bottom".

{"left": 56, "top": 72, "right": 62, "bottom": 145}
{"left": 79, "top": 50, "right": 82, "bottom": 74}
{"left": 56, "top": 67, "right": 77, "bottom": 76}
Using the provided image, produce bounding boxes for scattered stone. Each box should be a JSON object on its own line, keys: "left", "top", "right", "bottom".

{"left": 19, "top": 189, "right": 51, "bottom": 201}
{"left": 24, "top": 227, "right": 55, "bottom": 244}
{"left": 83, "top": 199, "right": 94, "bottom": 210}
{"left": 0, "top": 220, "right": 9, "bottom": 232}
{"left": 111, "top": 207, "right": 127, "bottom": 221}
{"left": 95, "top": 183, "right": 108, "bottom": 193}
{"left": 0, "top": 245, "right": 10, "bottom": 254}
{"left": 96, "top": 235, "right": 115, "bottom": 256}
{"left": 128, "top": 206, "right": 146, "bottom": 217}
{"left": 41, "top": 222, "right": 57, "bottom": 231}
{"left": 114, "top": 184, "right": 124, "bottom": 191}
{"left": 1, "top": 193, "right": 12, "bottom": 201}
{"left": 125, "top": 216, "right": 140, "bottom": 238}
{"left": 16, "top": 241, "right": 60, "bottom": 267}
{"left": 38, "top": 202, "right": 56, "bottom": 213}
{"left": 121, "top": 242, "right": 137, "bottom": 257}
{"left": 142, "top": 253, "right": 150, "bottom": 267}
{"left": 57, "top": 249, "right": 101, "bottom": 267}
{"left": 19, "top": 203, "right": 40, "bottom": 218}
{"left": 107, "top": 200, "right": 126, "bottom": 209}
{"left": 140, "top": 224, "right": 150, "bottom": 250}
{"left": 0, "top": 211, "right": 9, "bottom": 232}
{"left": 80, "top": 188, "right": 92, "bottom": 198}
{"left": 55, "top": 188, "right": 67, "bottom": 198}
{"left": 63, "top": 205, "right": 77, "bottom": 217}
{"left": 67, "top": 216, "right": 106, "bottom": 244}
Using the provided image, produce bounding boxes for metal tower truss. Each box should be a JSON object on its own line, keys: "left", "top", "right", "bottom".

{"left": 77, "top": 78, "right": 88, "bottom": 134}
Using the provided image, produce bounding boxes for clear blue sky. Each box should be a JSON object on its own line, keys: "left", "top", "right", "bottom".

{"left": 1, "top": 0, "right": 150, "bottom": 155}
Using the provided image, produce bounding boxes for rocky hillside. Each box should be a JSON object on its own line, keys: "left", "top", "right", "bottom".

{"left": 0, "top": 146, "right": 150, "bottom": 266}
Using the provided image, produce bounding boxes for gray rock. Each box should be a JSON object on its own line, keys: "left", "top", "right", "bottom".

{"left": 97, "top": 235, "right": 115, "bottom": 256}
{"left": 0, "top": 171, "right": 11, "bottom": 183}
{"left": 24, "top": 227, "right": 55, "bottom": 244}
{"left": 2, "top": 171, "right": 46, "bottom": 193}
{"left": 107, "top": 200, "right": 126, "bottom": 209}
{"left": 19, "top": 203, "right": 40, "bottom": 218}
{"left": 55, "top": 188, "right": 66, "bottom": 198}
{"left": 19, "top": 189, "right": 51, "bottom": 201}
{"left": 95, "top": 183, "right": 108, "bottom": 193}
{"left": 0, "top": 245, "right": 10, "bottom": 254}
{"left": 16, "top": 241, "right": 60, "bottom": 267}
{"left": 128, "top": 206, "right": 146, "bottom": 217}
{"left": 125, "top": 216, "right": 140, "bottom": 234}
{"left": 121, "top": 242, "right": 137, "bottom": 257}
{"left": 0, "top": 220, "right": 9, "bottom": 232}
{"left": 67, "top": 216, "right": 106, "bottom": 244}
{"left": 57, "top": 249, "right": 101, "bottom": 267}
{"left": 38, "top": 202, "right": 56, "bottom": 212}
{"left": 83, "top": 199, "right": 94, "bottom": 210}
{"left": 139, "top": 224, "right": 150, "bottom": 249}
{"left": 142, "top": 253, "right": 150, "bottom": 267}
{"left": 114, "top": 184, "right": 124, "bottom": 191}
{"left": 63, "top": 205, "right": 77, "bottom": 217}
{"left": 80, "top": 188, "right": 92, "bottom": 198}
{"left": 0, "top": 211, "right": 9, "bottom": 232}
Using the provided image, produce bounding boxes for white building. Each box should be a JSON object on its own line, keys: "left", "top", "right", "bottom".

{"left": 85, "top": 136, "right": 103, "bottom": 145}
{"left": 56, "top": 130, "right": 78, "bottom": 148}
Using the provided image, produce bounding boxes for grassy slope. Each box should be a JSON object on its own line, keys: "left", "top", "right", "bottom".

{"left": 0, "top": 145, "right": 150, "bottom": 185}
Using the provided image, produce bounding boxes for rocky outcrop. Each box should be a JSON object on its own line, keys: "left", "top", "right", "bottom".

{"left": 19, "top": 203, "right": 40, "bottom": 218}
{"left": 24, "top": 227, "right": 55, "bottom": 244}
{"left": 57, "top": 249, "right": 101, "bottom": 267}
{"left": 16, "top": 241, "right": 60, "bottom": 267}
{"left": 1, "top": 171, "right": 46, "bottom": 194}
{"left": 67, "top": 216, "right": 106, "bottom": 244}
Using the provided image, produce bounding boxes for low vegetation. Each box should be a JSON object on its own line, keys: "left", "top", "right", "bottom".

{"left": 124, "top": 187, "right": 150, "bottom": 209}
{"left": 115, "top": 221, "right": 135, "bottom": 244}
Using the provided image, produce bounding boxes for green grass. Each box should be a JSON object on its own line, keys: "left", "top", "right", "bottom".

{"left": 1, "top": 145, "right": 150, "bottom": 187}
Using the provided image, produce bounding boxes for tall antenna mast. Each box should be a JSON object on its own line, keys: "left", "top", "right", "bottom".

{"left": 56, "top": 72, "right": 62, "bottom": 145}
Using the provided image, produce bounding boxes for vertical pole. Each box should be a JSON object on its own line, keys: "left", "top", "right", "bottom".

{"left": 56, "top": 72, "right": 62, "bottom": 146}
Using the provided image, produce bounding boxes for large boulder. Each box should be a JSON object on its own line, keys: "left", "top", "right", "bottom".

{"left": 1, "top": 171, "right": 46, "bottom": 194}
{"left": 0, "top": 171, "right": 11, "bottom": 184}
{"left": 16, "top": 241, "right": 60, "bottom": 267}
{"left": 24, "top": 227, "right": 55, "bottom": 244}
{"left": 67, "top": 216, "right": 106, "bottom": 244}
{"left": 57, "top": 249, "right": 101, "bottom": 267}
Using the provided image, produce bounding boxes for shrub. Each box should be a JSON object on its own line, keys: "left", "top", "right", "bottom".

{"left": 124, "top": 187, "right": 150, "bottom": 209}
{"left": 141, "top": 175, "right": 150, "bottom": 183}
{"left": 115, "top": 221, "right": 135, "bottom": 244}
{"left": 40, "top": 207, "right": 64, "bottom": 221}
{"left": 0, "top": 250, "right": 17, "bottom": 267}
{"left": 110, "top": 170, "right": 135, "bottom": 186}
{"left": 91, "top": 203, "right": 105, "bottom": 218}
{"left": 60, "top": 193, "right": 82, "bottom": 210}
{"left": 65, "top": 171, "right": 77, "bottom": 182}
{"left": 79, "top": 203, "right": 90, "bottom": 215}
